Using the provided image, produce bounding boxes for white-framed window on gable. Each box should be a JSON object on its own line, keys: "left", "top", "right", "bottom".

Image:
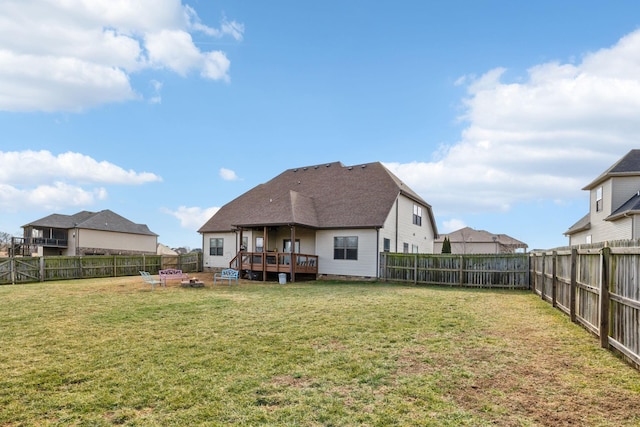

{"left": 383, "top": 238, "right": 391, "bottom": 252}
{"left": 412, "top": 244, "right": 419, "bottom": 253}
{"left": 403, "top": 243, "right": 409, "bottom": 254}
{"left": 413, "top": 204, "right": 422, "bottom": 226}
{"left": 596, "top": 187, "right": 603, "bottom": 212}
{"left": 334, "top": 236, "right": 358, "bottom": 260}
{"left": 209, "top": 238, "right": 223, "bottom": 256}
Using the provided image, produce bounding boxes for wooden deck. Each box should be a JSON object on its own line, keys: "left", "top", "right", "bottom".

{"left": 237, "top": 252, "right": 318, "bottom": 276}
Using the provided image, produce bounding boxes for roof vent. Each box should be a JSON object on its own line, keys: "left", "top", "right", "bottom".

{"left": 293, "top": 168, "right": 298, "bottom": 172}
{"left": 303, "top": 167, "right": 308, "bottom": 171}
{"left": 326, "top": 164, "right": 331, "bottom": 167}
{"left": 314, "top": 165, "right": 319, "bottom": 169}
{"left": 348, "top": 167, "right": 353, "bottom": 170}
{"left": 361, "top": 164, "right": 366, "bottom": 168}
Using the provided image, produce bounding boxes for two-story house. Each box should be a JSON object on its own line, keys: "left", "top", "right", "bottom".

{"left": 565, "top": 149, "right": 640, "bottom": 245}
{"left": 22, "top": 209, "right": 158, "bottom": 256}
{"left": 198, "top": 161, "right": 438, "bottom": 281}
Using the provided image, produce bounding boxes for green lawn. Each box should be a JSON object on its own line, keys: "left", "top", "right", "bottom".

{"left": 1, "top": 275, "right": 640, "bottom": 426}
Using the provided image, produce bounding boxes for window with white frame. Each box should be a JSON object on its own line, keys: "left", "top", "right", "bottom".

{"left": 255, "top": 237, "right": 264, "bottom": 252}
{"left": 596, "top": 187, "right": 603, "bottom": 212}
{"left": 383, "top": 238, "right": 391, "bottom": 252}
{"left": 209, "top": 238, "right": 223, "bottom": 256}
{"left": 413, "top": 204, "right": 423, "bottom": 226}
{"left": 334, "top": 236, "right": 358, "bottom": 260}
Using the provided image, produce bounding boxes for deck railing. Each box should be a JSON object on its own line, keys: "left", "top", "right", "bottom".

{"left": 232, "top": 252, "right": 318, "bottom": 275}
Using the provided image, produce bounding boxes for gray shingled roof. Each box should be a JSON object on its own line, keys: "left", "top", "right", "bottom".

{"left": 583, "top": 149, "right": 640, "bottom": 190}
{"left": 198, "top": 161, "right": 437, "bottom": 233}
{"left": 435, "top": 226, "right": 527, "bottom": 248}
{"left": 23, "top": 209, "right": 157, "bottom": 236}
{"left": 607, "top": 192, "right": 640, "bottom": 221}
{"left": 564, "top": 213, "right": 590, "bottom": 236}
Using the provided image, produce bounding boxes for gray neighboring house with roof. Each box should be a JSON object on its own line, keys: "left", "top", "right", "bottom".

{"left": 198, "top": 161, "right": 438, "bottom": 280}
{"left": 565, "top": 149, "right": 640, "bottom": 245}
{"left": 434, "top": 227, "right": 528, "bottom": 254}
{"left": 22, "top": 210, "right": 158, "bottom": 256}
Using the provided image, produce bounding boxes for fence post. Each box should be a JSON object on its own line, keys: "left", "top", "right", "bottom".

{"left": 413, "top": 254, "right": 418, "bottom": 285}
{"left": 540, "top": 253, "right": 546, "bottom": 300}
{"left": 40, "top": 257, "right": 45, "bottom": 282}
{"left": 459, "top": 256, "right": 464, "bottom": 287}
{"left": 551, "top": 251, "right": 557, "bottom": 307}
{"left": 10, "top": 257, "right": 15, "bottom": 285}
{"left": 570, "top": 248, "right": 577, "bottom": 323}
{"left": 599, "top": 246, "right": 610, "bottom": 349}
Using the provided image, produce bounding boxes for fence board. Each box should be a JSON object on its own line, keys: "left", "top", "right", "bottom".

{"left": 0, "top": 253, "right": 201, "bottom": 285}
{"left": 530, "top": 242, "right": 640, "bottom": 370}
{"left": 380, "top": 253, "right": 529, "bottom": 289}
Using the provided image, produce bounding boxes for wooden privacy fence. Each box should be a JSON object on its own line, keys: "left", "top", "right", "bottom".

{"left": 380, "top": 253, "right": 529, "bottom": 288}
{"left": 531, "top": 245, "right": 640, "bottom": 368}
{"left": 0, "top": 253, "right": 202, "bottom": 285}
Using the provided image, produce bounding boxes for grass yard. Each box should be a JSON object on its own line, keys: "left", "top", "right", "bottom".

{"left": 1, "top": 274, "right": 640, "bottom": 426}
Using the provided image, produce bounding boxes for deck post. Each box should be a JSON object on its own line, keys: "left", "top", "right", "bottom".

{"left": 290, "top": 225, "right": 296, "bottom": 283}
{"left": 263, "top": 226, "right": 267, "bottom": 281}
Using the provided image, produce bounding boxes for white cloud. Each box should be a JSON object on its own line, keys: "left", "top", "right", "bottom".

{"left": 164, "top": 206, "right": 219, "bottom": 229}
{"left": 0, "top": 0, "right": 243, "bottom": 112}
{"left": 0, "top": 150, "right": 160, "bottom": 211}
{"left": 220, "top": 168, "right": 240, "bottom": 181}
{"left": 387, "top": 28, "right": 640, "bottom": 216}
{"left": 0, "top": 150, "right": 162, "bottom": 186}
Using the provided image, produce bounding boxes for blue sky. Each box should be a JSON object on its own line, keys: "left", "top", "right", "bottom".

{"left": 2, "top": 1, "right": 640, "bottom": 251}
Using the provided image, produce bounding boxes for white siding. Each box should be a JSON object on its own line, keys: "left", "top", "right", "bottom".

{"left": 78, "top": 229, "right": 156, "bottom": 253}
{"left": 390, "top": 195, "right": 434, "bottom": 254}
{"left": 588, "top": 216, "right": 632, "bottom": 243}
{"left": 202, "top": 232, "right": 238, "bottom": 270}
{"left": 316, "top": 229, "right": 379, "bottom": 277}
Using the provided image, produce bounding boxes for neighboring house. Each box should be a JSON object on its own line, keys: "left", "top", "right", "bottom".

{"left": 198, "top": 161, "right": 438, "bottom": 281}
{"left": 565, "top": 149, "right": 640, "bottom": 245}
{"left": 157, "top": 243, "right": 178, "bottom": 256}
{"left": 22, "top": 210, "right": 158, "bottom": 256}
{"left": 433, "top": 227, "right": 528, "bottom": 254}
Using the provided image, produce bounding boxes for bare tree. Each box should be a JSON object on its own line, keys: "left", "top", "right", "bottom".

{"left": 0, "top": 231, "right": 12, "bottom": 248}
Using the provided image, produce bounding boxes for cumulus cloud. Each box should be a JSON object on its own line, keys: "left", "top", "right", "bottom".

{"left": 164, "top": 206, "right": 220, "bottom": 229}
{"left": 387, "top": 29, "right": 640, "bottom": 217}
{"left": 0, "top": 150, "right": 160, "bottom": 211}
{"left": 0, "top": 0, "right": 243, "bottom": 112}
{"left": 220, "top": 168, "right": 240, "bottom": 181}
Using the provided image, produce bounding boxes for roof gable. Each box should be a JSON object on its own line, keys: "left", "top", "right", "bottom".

{"left": 583, "top": 149, "right": 640, "bottom": 190}
{"left": 199, "top": 161, "right": 437, "bottom": 233}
